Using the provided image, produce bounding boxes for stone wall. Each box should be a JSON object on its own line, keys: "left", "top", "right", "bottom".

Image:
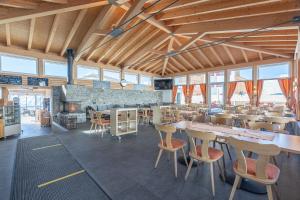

{"left": 52, "top": 85, "right": 163, "bottom": 114}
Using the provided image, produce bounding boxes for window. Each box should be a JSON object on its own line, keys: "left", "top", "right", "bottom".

{"left": 174, "top": 76, "right": 187, "bottom": 85}
{"left": 77, "top": 65, "right": 99, "bottom": 80}
{"left": 209, "top": 71, "right": 224, "bottom": 83}
{"left": 231, "top": 82, "right": 250, "bottom": 105}
{"left": 44, "top": 60, "right": 67, "bottom": 78}
{"left": 258, "top": 62, "right": 289, "bottom": 80}
{"left": 191, "top": 85, "right": 204, "bottom": 103}
{"left": 103, "top": 69, "right": 120, "bottom": 82}
{"left": 0, "top": 54, "right": 37, "bottom": 74}
{"left": 124, "top": 73, "right": 138, "bottom": 84}
{"left": 189, "top": 73, "right": 206, "bottom": 84}
{"left": 176, "top": 85, "right": 186, "bottom": 105}
{"left": 140, "top": 75, "right": 152, "bottom": 85}
{"left": 209, "top": 84, "right": 224, "bottom": 105}
{"left": 260, "top": 80, "right": 286, "bottom": 104}
{"left": 229, "top": 68, "right": 252, "bottom": 82}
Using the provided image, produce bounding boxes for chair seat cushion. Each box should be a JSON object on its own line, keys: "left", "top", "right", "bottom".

{"left": 195, "top": 145, "right": 223, "bottom": 160}
{"left": 161, "top": 138, "right": 185, "bottom": 149}
{"left": 234, "top": 158, "right": 280, "bottom": 180}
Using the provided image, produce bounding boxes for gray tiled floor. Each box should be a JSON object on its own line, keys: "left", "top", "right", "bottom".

{"left": 1, "top": 123, "right": 300, "bottom": 200}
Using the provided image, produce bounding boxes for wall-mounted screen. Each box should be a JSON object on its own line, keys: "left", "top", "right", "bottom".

{"left": 154, "top": 79, "right": 173, "bottom": 90}
{"left": 27, "top": 77, "right": 48, "bottom": 86}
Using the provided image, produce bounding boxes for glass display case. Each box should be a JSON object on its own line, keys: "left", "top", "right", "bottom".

{"left": 0, "top": 105, "right": 21, "bottom": 137}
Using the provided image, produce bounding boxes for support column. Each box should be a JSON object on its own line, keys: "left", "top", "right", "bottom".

{"left": 186, "top": 74, "right": 190, "bottom": 104}
{"left": 206, "top": 72, "right": 209, "bottom": 106}
{"left": 224, "top": 70, "right": 228, "bottom": 105}
{"left": 296, "top": 59, "right": 300, "bottom": 120}
{"left": 253, "top": 65, "right": 258, "bottom": 107}
{"left": 37, "top": 58, "right": 44, "bottom": 76}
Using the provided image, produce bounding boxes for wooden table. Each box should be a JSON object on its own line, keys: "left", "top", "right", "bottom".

{"left": 174, "top": 121, "right": 300, "bottom": 154}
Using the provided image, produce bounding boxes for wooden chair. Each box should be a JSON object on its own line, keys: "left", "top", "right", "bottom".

{"left": 154, "top": 124, "right": 188, "bottom": 177}
{"left": 264, "top": 116, "right": 293, "bottom": 134}
{"left": 228, "top": 137, "right": 281, "bottom": 200}
{"left": 184, "top": 129, "right": 225, "bottom": 197}
{"left": 89, "top": 111, "right": 98, "bottom": 134}
{"left": 238, "top": 114, "right": 261, "bottom": 128}
{"left": 142, "top": 108, "right": 152, "bottom": 124}
{"left": 95, "top": 112, "right": 110, "bottom": 137}
{"left": 248, "top": 121, "right": 273, "bottom": 132}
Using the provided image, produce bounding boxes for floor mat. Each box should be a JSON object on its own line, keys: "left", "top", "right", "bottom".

{"left": 10, "top": 135, "right": 111, "bottom": 200}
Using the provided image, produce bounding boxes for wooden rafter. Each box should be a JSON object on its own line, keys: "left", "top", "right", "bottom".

{"left": 159, "top": 0, "right": 279, "bottom": 20}
{"left": 75, "top": 5, "right": 115, "bottom": 62}
{"left": 41, "top": 0, "right": 68, "bottom": 4}
{"left": 0, "top": 0, "right": 38, "bottom": 9}
{"left": 45, "top": 14, "right": 60, "bottom": 53}
{"left": 166, "top": 0, "right": 300, "bottom": 26}
{"left": 170, "top": 57, "right": 188, "bottom": 72}
{"left": 162, "top": 37, "right": 174, "bottom": 75}
{"left": 294, "top": 29, "right": 300, "bottom": 60}
{"left": 5, "top": 23, "right": 10, "bottom": 46}
{"left": 258, "top": 52, "right": 263, "bottom": 60}
{"left": 241, "top": 49, "right": 249, "bottom": 62}
{"left": 208, "top": 46, "right": 224, "bottom": 66}
{"left": 0, "top": 0, "right": 109, "bottom": 25}
{"left": 223, "top": 45, "right": 236, "bottom": 64}
{"left": 174, "top": 11, "right": 298, "bottom": 35}
{"left": 60, "top": 9, "right": 87, "bottom": 56}
{"left": 193, "top": 45, "right": 214, "bottom": 67}
{"left": 27, "top": 18, "right": 35, "bottom": 50}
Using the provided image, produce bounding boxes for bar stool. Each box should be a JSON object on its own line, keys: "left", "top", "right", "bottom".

{"left": 95, "top": 112, "right": 110, "bottom": 137}
{"left": 228, "top": 137, "right": 281, "bottom": 200}
{"left": 154, "top": 124, "right": 188, "bottom": 177}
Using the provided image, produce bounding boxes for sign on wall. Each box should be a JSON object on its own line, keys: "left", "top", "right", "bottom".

{"left": 0, "top": 75, "right": 22, "bottom": 85}
{"left": 27, "top": 77, "right": 49, "bottom": 86}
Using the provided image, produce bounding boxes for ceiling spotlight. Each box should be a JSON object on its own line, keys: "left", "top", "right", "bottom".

{"left": 110, "top": 28, "right": 124, "bottom": 38}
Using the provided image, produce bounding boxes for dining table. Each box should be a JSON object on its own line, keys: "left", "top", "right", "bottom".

{"left": 173, "top": 120, "right": 300, "bottom": 194}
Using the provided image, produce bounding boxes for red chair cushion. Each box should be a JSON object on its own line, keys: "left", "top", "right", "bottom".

{"left": 234, "top": 158, "right": 280, "bottom": 180}
{"left": 195, "top": 145, "right": 223, "bottom": 160}
{"left": 162, "top": 138, "right": 185, "bottom": 149}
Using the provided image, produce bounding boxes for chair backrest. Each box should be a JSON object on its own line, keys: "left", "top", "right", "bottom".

{"left": 155, "top": 124, "right": 177, "bottom": 149}
{"left": 214, "top": 113, "right": 233, "bottom": 126}
{"left": 185, "top": 129, "right": 216, "bottom": 161}
{"left": 227, "top": 137, "right": 280, "bottom": 179}
{"left": 248, "top": 121, "right": 273, "bottom": 132}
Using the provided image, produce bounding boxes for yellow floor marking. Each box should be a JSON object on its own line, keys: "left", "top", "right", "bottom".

{"left": 32, "top": 144, "right": 62, "bottom": 151}
{"left": 38, "top": 170, "right": 85, "bottom": 188}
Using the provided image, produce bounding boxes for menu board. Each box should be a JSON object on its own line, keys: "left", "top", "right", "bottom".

{"left": 0, "top": 75, "right": 22, "bottom": 85}
{"left": 27, "top": 77, "right": 48, "bottom": 86}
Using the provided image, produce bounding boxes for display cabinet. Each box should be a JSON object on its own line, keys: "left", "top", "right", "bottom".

{"left": 0, "top": 105, "right": 21, "bottom": 138}
{"left": 110, "top": 108, "right": 138, "bottom": 140}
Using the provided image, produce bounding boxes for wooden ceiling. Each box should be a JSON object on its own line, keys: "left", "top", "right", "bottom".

{"left": 0, "top": 0, "right": 299, "bottom": 76}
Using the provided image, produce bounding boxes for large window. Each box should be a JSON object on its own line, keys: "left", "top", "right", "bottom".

{"left": 174, "top": 76, "right": 187, "bottom": 85}
{"left": 191, "top": 85, "right": 204, "bottom": 104}
{"left": 140, "top": 75, "right": 152, "bottom": 85}
{"left": 124, "top": 73, "right": 138, "bottom": 84}
{"left": 209, "top": 71, "right": 224, "bottom": 105}
{"left": 103, "top": 69, "right": 120, "bottom": 83}
{"left": 189, "top": 73, "right": 206, "bottom": 84}
{"left": 176, "top": 85, "right": 186, "bottom": 105}
{"left": 258, "top": 62, "right": 290, "bottom": 104}
{"left": 44, "top": 60, "right": 67, "bottom": 78}
{"left": 0, "top": 54, "right": 37, "bottom": 74}
{"left": 229, "top": 67, "right": 252, "bottom": 82}
{"left": 77, "top": 65, "right": 99, "bottom": 80}
{"left": 258, "top": 62, "right": 289, "bottom": 80}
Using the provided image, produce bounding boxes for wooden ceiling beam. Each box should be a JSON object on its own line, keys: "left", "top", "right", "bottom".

{"left": 27, "top": 18, "right": 35, "bottom": 50}
{"left": 75, "top": 5, "right": 115, "bottom": 62}
{"left": 241, "top": 49, "right": 249, "bottom": 62}
{"left": 117, "top": 0, "right": 147, "bottom": 27}
{"left": 0, "top": 0, "right": 38, "bottom": 9}
{"left": 258, "top": 52, "right": 263, "bottom": 61}
{"left": 60, "top": 9, "right": 87, "bottom": 56}
{"left": 208, "top": 46, "right": 224, "bottom": 66}
{"left": 116, "top": 29, "right": 160, "bottom": 66}
{"left": 0, "top": 0, "right": 109, "bottom": 25}
{"left": 166, "top": 0, "right": 300, "bottom": 26}
{"left": 5, "top": 23, "right": 10, "bottom": 46}
{"left": 199, "top": 36, "right": 292, "bottom": 58}
{"left": 119, "top": 2, "right": 173, "bottom": 34}
{"left": 193, "top": 45, "right": 214, "bottom": 67}
{"left": 159, "top": 0, "right": 279, "bottom": 20}
{"left": 108, "top": 24, "right": 152, "bottom": 64}
{"left": 41, "top": 0, "right": 68, "bottom": 4}
{"left": 222, "top": 46, "right": 236, "bottom": 64}
{"left": 124, "top": 34, "right": 170, "bottom": 67}
{"left": 168, "top": 61, "right": 181, "bottom": 73}
{"left": 174, "top": 12, "right": 298, "bottom": 35}
{"left": 45, "top": 14, "right": 60, "bottom": 53}
{"left": 170, "top": 57, "right": 188, "bottom": 72}
{"left": 294, "top": 29, "right": 300, "bottom": 60}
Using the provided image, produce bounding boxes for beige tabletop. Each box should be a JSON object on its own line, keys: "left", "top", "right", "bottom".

{"left": 173, "top": 121, "right": 300, "bottom": 155}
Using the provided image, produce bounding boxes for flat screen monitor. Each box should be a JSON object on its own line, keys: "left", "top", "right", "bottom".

{"left": 154, "top": 79, "right": 173, "bottom": 90}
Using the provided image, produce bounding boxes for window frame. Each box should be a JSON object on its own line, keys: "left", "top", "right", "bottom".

{"left": 76, "top": 65, "right": 100, "bottom": 81}
{"left": 103, "top": 69, "right": 121, "bottom": 83}
{"left": 44, "top": 60, "right": 68, "bottom": 78}
{"left": 208, "top": 70, "right": 225, "bottom": 84}
{"left": 0, "top": 53, "right": 38, "bottom": 75}
{"left": 189, "top": 73, "right": 206, "bottom": 85}
{"left": 228, "top": 67, "right": 253, "bottom": 82}
{"left": 258, "top": 62, "right": 290, "bottom": 80}
{"left": 124, "top": 72, "right": 138, "bottom": 84}
{"left": 140, "top": 75, "right": 152, "bottom": 86}
{"left": 174, "top": 75, "right": 187, "bottom": 86}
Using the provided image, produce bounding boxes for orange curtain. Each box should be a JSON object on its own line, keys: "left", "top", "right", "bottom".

{"left": 172, "top": 86, "right": 178, "bottom": 103}
{"left": 278, "top": 78, "right": 292, "bottom": 108}
{"left": 244, "top": 80, "right": 253, "bottom": 104}
{"left": 256, "top": 80, "right": 264, "bottom": 106}
{"left": 200, "top": 83, "right": 207, "bottom": 104}
{"left": 188, "top": 85, "right": 195, "bottom": 104}
{"left": 227, "top": 82, "right": 237, "bottom": 104}
{"left": 182, "top": 85, "right": 188, "bottom": 103}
